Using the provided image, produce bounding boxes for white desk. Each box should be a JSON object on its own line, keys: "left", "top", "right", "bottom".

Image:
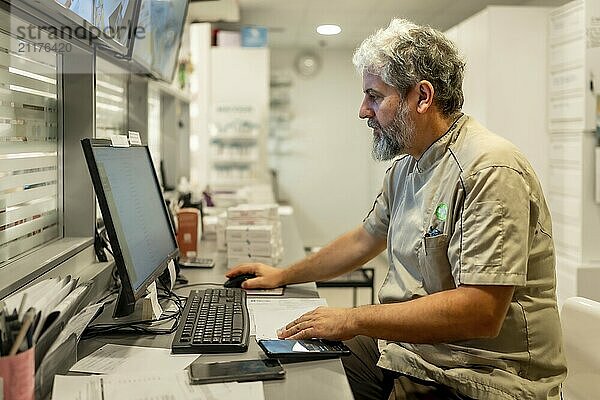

{"left": 77, "top": 212, "right": 354, "bottom": 400}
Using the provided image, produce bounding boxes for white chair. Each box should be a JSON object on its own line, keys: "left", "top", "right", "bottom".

{"left": 561, "top": 297, "right": 600, "bottom": 399}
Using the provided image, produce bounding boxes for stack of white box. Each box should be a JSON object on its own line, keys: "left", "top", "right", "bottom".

{"left": 226, "top": 204, "right": 283, "bottom": 268}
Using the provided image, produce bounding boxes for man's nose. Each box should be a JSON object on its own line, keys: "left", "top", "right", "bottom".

{"left": 359, "top": 98, "right": 374, "bottom": 119}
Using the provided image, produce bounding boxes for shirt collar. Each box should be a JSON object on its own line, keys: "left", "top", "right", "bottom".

{"left": 415, "top": 113, "right": 466, "bottom": 173}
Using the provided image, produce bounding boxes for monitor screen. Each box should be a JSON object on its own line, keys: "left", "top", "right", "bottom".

{"left": 54, "top": 0, "right": 94, "bottom": 23}
{"left": 82, "top": 140, "right": 178, "bottom": 298}
{"left": 132, "top": 0, "right": 189, "bottom": 81}
{"left": 50, "top": 0, "right": 138, "bottom": 52}
{"left": 93, "top": 0, "right": 137, "bottom": 48}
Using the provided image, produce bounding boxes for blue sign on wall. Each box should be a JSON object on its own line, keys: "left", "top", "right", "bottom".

{"left": 241, "top": 26, "right": 268, "bottom": 47}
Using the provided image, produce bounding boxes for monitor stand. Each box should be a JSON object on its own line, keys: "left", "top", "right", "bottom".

{"left": 113, "top": 283, "right": 137, "bottom": 319}
{"left": 90, "top": 281, "right": 172, "bottom": 326}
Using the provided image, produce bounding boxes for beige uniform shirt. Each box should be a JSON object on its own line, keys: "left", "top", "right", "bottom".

{"left": 363, "top": 115, "right": 567, "bottom": 400}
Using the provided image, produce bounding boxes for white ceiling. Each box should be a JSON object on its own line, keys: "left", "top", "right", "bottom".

{"left": 229, "top": 0, "right": 568, "bottom": 49}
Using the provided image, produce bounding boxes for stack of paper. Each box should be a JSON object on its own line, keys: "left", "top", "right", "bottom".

{"left": 2, "top": 276, "right": 88, "bottom": 348}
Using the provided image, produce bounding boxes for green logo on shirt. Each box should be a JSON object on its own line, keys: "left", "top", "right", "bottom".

{"left": 435, "top": 203, "right": 448, "bottom": 221}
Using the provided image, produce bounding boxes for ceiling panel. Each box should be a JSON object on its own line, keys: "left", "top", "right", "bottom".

{"left": 236, "top": 0, "right": 570, "bottom": 49}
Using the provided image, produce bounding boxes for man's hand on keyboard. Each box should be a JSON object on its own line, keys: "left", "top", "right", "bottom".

{"left": 226, "top": 263, "right": 284, "bottom": 289}
{"left": 277, "top": 306, "right": 357, "bottom": 341}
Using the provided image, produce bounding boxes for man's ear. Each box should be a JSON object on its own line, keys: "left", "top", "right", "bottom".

{"left": 416, "top": 80, "right": 434, "bottom": 114}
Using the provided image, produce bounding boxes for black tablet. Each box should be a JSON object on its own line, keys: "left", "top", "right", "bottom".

{"left": 258, "top": 339, "right": 351, "bottom": 360}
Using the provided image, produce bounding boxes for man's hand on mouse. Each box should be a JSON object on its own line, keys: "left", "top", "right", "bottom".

{"left": 226, "top": 263, "right": 285, "bottom": 289}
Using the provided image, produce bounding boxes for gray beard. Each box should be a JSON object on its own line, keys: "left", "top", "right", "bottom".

{"left": 370, "top": 102, "right": 415, "bottom": 161}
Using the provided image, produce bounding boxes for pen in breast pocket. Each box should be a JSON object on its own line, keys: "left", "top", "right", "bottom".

{"left": 424, "top": 226, "right": 443, "bottom": 238}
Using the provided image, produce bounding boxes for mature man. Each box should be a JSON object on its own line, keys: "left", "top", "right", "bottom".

{"left": 227, "top": 19, "right": 566, "bottom": 400}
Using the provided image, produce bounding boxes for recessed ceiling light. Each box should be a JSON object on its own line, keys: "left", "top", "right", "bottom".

{"left": 316, "top": 24, "right": 341, "bottom": 35}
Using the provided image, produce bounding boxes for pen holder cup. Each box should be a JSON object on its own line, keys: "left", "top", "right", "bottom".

{"left": 0, "top": 346, "right": 35, "bottom": 400}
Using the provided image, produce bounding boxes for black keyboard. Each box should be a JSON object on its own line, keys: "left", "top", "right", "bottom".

{"left": 171, "top": 288, "right": 249, "bottom": 354}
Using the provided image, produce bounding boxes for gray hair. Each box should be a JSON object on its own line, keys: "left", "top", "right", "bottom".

{"left": 353, "top": 19, "right": 465, "bottom": 117}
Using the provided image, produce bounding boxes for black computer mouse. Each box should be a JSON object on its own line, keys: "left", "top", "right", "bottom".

{"left": 224, "top": 273, "right": 257, "bottom": 288}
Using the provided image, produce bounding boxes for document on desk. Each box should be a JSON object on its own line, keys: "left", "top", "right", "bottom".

{"left": 248, "top": 298, "right": 327, "bottom": 339}
{"left": 52, "top": 372, "right": 265, "bottom": 400}
{"left": 70, "top": 344, "right": 199, "bottom": 375}
{"left": 45, "top": 303, "right": 103, "bottom": 356}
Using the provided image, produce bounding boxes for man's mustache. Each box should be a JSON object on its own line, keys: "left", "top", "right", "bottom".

{"left": 368, "top": 119, "right": 380, "bottom": 129}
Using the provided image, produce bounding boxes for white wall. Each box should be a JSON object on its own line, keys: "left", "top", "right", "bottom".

{"left": 189, "top": 23, "right": 212, "bottom": 190}
{"left": 270, "top": 48, "right": 390, "bottom": 247}
{"left": 448, "top": 7, "right": 550, "bottom": 190}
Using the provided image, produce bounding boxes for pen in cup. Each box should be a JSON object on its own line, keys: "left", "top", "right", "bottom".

{"left": 9, "top": 309, "right": 35, "bottom": 356}
{"left": 17, "top": 293, "right": 28, "bottom": 319}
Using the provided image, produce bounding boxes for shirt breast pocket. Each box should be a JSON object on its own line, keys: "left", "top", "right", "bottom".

{"left": 417, "top": 234, "right": 456, "bottom": 293}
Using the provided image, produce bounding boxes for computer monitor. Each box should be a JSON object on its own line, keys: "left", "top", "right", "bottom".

{"left": 12, "top": 0, "right": 140, "bottom": 56}
{"left": 131, "top": 0, "right": 189, "bottom": 81}
{"left": 81, "top": 138, "right": 179, "bottom": 317}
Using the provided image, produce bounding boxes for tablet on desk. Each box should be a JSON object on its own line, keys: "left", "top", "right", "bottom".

{"left": 258, "top": 339, "right": 351, "bottom": 360}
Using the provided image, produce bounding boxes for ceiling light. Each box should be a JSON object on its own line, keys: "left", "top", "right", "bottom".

{"left": 316, "top": 24, "right": 341, "bottom": 36}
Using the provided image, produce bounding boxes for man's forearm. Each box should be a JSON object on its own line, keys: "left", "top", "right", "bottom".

{"left": 281, "top": 226, "right": 385, "bottom": 286}
{"left": 349, "top": 285, "right": 514, "bottom": 343}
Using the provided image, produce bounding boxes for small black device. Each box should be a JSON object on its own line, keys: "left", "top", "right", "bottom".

{"left": 178, "top": 257, "right": 215, "bottom": 269}
{"left": 224, "top": 273, "right": 257, "bottom": 288}
{"left": 171, "top": 288, "right": 249, "bottom": 354}
{"left": 188, "top": 358, "right": 285, "bottom": 384}
{"left": 258, "top": 339, "right": 351, "bottom": 360}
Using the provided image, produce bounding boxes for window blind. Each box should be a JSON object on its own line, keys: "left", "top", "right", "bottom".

{"left": 96, "top": 59, "right": 128, "bottom": 139}
{"left": 0, "top": 25, "right": 59, "bottom": 266}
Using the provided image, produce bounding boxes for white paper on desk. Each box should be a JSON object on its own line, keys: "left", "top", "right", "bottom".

{"left": 70, "top": 344, "right": 199, "bottom": 375}
{"left": 102, "top": 372, "right": 191, "bottom": 399}
{"left": 52, "top": 375, "right": 102, "bottom": 400}
{"left": 182, "top": 376, "right": 264, "bottom": 400}
{"left": 46, "top": 303, "right": 103, "bottom": 356}
{"left": 244, "top": 287, "right": 284, "bottom": 296}
{"left": 52, "top": 372, "right": 264, "bottom": 400}
{"left": 248, "top": 298, "right": 327, "bottom": 339}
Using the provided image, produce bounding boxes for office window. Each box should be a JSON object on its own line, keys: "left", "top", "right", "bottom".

{"left": 147, "top": 84, "right": 161, "bottom": 176}
{"left": 95, "top": 58, "right": 128, "bottom": 139}
{"left": 0, "top": 21, "right": 60, "bottom": 266}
